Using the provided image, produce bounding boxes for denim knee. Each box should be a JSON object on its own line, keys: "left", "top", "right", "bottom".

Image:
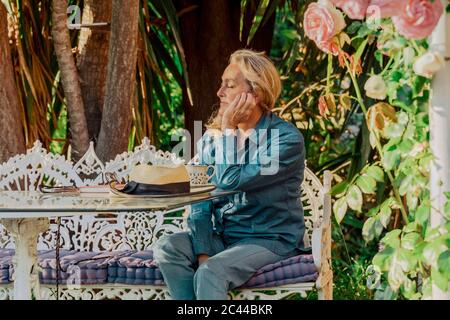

{"left": 193, "top": 261, "right": 229, "bottom": 299}
{"left": 194, "top": 260, "right": 225, "bottom": 283}
{"left": 153, "top": 232, "right": 192, "bottom": 265}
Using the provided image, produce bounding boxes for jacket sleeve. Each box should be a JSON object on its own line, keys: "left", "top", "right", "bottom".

{"left": 212, "top": 129, "right": 305, "bottom": 192}
{"left": 186, "top": 132, "right": 220, "bottom": 256}
{"left": 187, "top": 200, "right": 216, "bottom": 256}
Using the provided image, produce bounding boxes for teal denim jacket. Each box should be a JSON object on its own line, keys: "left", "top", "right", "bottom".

{"left": 187, "top": 112, "right": 306, "bottom": 256}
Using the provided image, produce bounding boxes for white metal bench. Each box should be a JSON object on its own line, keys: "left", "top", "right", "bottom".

{"left": 0, "top": 138, "right": 332, "bottom": 300}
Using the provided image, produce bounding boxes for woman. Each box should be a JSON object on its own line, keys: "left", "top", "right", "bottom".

{"left": 153, "top": 49, "right": 306, "bottom": 300}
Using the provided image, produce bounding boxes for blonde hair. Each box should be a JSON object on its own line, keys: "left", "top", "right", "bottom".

{"left": 206, "top": 49, "right": 282, "bottom": 129}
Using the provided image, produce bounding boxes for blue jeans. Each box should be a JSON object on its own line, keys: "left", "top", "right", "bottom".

{"left": 153, "top": 232, "right": 292, "bottom": 300}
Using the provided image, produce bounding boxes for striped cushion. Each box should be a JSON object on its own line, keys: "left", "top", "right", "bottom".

{"left": 38, "top": 250, "right": 131, "bottom": 285}
{"left": 107, "top": 250, "right": 165, "bottom": 285}
{"left": 241, "top": 254, "right": 318, "bottom": 288}
{"left": 0, "top": 249, "right": 318, "bottom": 288}
{"left": 0, "top": 249, "right": 130, "bottom": 285}
{"left": 106, "top": 250, "right": 318, "bottom": 288}
{"left": 0, "top": 249, "right": 14, "bottom": 284}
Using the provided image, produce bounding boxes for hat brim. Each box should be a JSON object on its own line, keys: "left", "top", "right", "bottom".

{"left": 109, "top": 181, "right": 216, "bottom": 198}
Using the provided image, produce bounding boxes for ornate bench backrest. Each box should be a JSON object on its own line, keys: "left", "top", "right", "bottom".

{"left": 0, "top": 139, "right": 324, "bottom": 251}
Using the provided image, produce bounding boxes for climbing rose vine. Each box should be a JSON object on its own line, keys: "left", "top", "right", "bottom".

{"left": 304, "top": 0, "right": 448, "bottom": 299}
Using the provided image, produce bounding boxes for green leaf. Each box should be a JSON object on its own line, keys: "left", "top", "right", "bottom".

{"left": 390, "top": 71, "right": 403, "bottom": 82}
{"left": 382, "top": 148, "right": 401, "bottom": 171}
{"left": 381, "top": 229, "right": 402, "bottom": 248}
{"left": 333, "top": 197, "right": 348, "bottom": 224}
{"left": 342, "top": 213, "right": 364, "bottom": 228}
{"left": 396, "top": 84, "right": 413, "bottom": 106}
{"left": 406, "top": 191, "right": 420, "bottom": 211}
{"left": 415, "top": 203, "right": 429, "bottom": 228}
{"left": 438, "top": 251, "right": 450, "bottom": 280}
{"left": 347, "top": 21, "right": 362, "bottom": 35}
{"left": 401, "top": 278, "right": 417, "bottom": 300}
{"left": 432, "top": 267, "right": 448, "bottom": 291}
{"left": 398, "top": 247, "right": 417, "bottom": 272}
{"left": 356, "top": 23, "right": 371, "bottom": 38}
{"left": 373, "top": 246, "right": 395, "bottom": 270}
{"left": 398, "top": 139, "right": 414, "bottom": 154}
{"left": 356, "top": 174, "right": 376, "bottom": 194}
{"left": 367, "top": 205, "right": 380, "bottom": 217}
{"left": 154, "top": 0, "right": 193, "bottom": 106}
{"left": 244, "top": 0, "right": 279, "bottom": 45}
{"left": 363, "top": 217, "right": 384, "bottom": 242}
{"left": 347, "top": 185, "right": 363, "bottom": 212}
{"left": 399, "top": 175, "right": 413, "bottom": 196}
{"left": 366, "top": 166, "right": 385, "bottom": 182}
{"left": 403, "top": 222, "right": 418, "bottom": 233}
{"left": 445, "top": 200, "right": 450, "bottom": 220}
{"left": 330, "top": 181, "right": 348, "bottom": 196}
{"left": 374, "top": 283, "right": 397, "bottom": 300}
{"left": 379, "top": 205, "right": 392, "bottom": 228}
{"left": 354, "top": 38, "right": 368, "bottom": 68}
{"left": 423, "top": 241, "right": 447, "bottom": 269}
{"left": 383, "top": 122, "right": 405, "bottom": 139}
{"left": 401, "top": 232, "right": 421, "bottom": 250}
{"left": 425, "top": 227, "right": 441, "bottom": 242}
{"left": 413, "top": 76, "right": 428, "bottom": 96}
{"left": 388, "top": 250, "right": 407, "bottom": 291}
{"left": 280, "top": 29, "right": 299, "bottom": 40}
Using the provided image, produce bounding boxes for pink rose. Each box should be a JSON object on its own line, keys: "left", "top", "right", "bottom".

{"left": 330, "top": 0, "right": 370, "bottom": 20}
{"left": 317, "top": 38, "right": 341, "bottom": 56}
{"left": 367, "top": 0, "right": 408, "bottom": 19}
{"left": 392, "top": 0, "right": 444, "bottom": 39}
{"left": 304, "top": 0, "right": 346, "bottom": 54}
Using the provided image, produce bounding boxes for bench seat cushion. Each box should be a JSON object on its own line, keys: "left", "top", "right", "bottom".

{"left": 0, "top": 249, "right": 318, "bottom": 288}
{"left": 105, "top": 250, "right": 318, "bottom": 288}
{"left": 0, "top": 249, "right": 131, "bottom": 285}
{"left": 38, "top": 250, "right": 133, "bottom": 285}
{"left": 0, "top": 249, "right": 14, "bottom": 284}
{"left": 107, "top": 250, "right": 164, "bottom": 285}
{"left": 241, "top": 254, "right": 318, "bottom": 288}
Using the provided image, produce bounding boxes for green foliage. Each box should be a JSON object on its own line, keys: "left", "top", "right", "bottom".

{"left": 321, "top": 17, "right": 449, "bottom": 299}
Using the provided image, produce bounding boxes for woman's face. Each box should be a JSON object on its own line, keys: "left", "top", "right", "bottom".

{"left": 216, "top": 64, "right": 252, "bottom": 116}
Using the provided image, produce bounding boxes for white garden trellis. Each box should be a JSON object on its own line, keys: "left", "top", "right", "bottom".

{"left": 430, "top": 0, "right": 450, "bottom": 300}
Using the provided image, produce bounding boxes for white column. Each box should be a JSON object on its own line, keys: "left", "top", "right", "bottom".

{"left": 0, "top": 218, "right": 49, "bottom": 300}
{"left": 429, "top": 0, "right": 450, "bottom": 300}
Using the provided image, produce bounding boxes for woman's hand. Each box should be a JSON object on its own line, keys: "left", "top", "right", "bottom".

{"left": 221, "top": 92, "right": 257, "bottom": 131}
{"left": 197, "top": 254, "right": 209, "bottom": 265}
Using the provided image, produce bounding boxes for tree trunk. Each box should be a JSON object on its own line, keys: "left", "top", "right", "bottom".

{"left": 52, "top": 0, "right": 90, "bottom": 161}
{"left": 174, "top": 0, "right": 276, "bottom": 152}
{"left": 96, "top": 0, "right": 139, "bottom": 162}
{"left": 0, "top": 4, "right": 26, "bottom": 162}
{"left": 76, "top": 0, "right": 112, "bottom": 144}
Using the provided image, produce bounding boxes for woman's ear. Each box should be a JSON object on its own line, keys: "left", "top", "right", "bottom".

{"left": 252, "top": 91, "right": 261, "bottom": 105}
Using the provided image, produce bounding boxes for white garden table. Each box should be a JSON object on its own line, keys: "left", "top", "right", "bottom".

{"left": 0, "top": 189, "right": 237, "bottom": 300}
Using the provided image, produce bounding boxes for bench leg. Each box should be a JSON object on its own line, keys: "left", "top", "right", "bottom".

{"left": 318, "top": 222, "right": 333, "bottom": 300}
{"left": 318, "top": 273, "right": 333, "bottom": 300}
{"left": 318, "top": 170, "right": 333, "bottom": 300}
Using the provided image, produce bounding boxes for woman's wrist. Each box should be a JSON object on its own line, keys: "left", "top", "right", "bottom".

{"left": 221, "top": 116, "right": 237, "bottom": 131}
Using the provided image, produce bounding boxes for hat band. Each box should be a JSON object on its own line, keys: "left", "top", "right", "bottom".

{"left": 120, "top": 181, "right": 190, "bottom": 195}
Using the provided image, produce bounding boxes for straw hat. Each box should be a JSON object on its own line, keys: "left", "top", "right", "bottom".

{"left": 109, "top": 164, "right": 214, "bottom": 197}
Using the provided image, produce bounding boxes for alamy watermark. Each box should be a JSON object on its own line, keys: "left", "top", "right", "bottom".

{"left": 66, "top": 5, "right": 81, "bottom": 29}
